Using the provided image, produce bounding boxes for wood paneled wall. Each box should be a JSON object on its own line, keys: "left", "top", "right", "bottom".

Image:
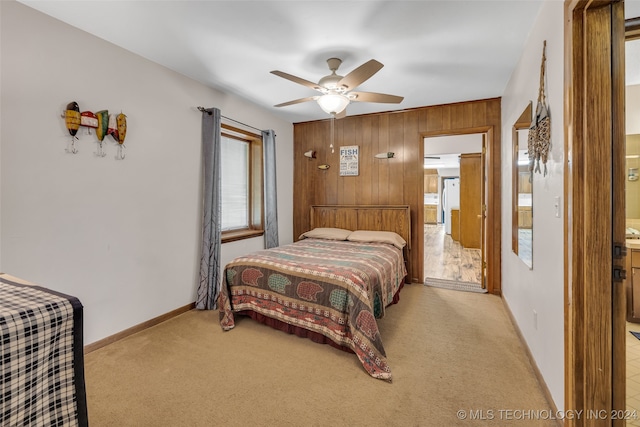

{"left": 293, "top": 98, "right": 502, "bottom": 293}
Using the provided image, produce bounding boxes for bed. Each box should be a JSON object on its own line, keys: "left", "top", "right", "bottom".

{"left": 218, "top": 205, "right": 411, "bottom": 381}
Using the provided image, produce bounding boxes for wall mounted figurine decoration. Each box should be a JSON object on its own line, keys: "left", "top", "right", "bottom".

{"left": 374, "top": 152, "right": 394, "bottom": 159}
{"left": 95, "top": 110, "right": 109, "bottom": 157}
{"left": 528, "top": 40, "right": 551, "bottom": 176}
{"left": 61, "top": 104, "right": 128, "bottom": 159}
{"left": 304, "top": 150, "right": 316, "bottom": 159}
{"left": 318, "top": 164, "right": 330, "bottom": 170}
{"left": 80, "top": 111, "right": 98, "bottom": 134}
{"left": 64, "top": 101, "right": 81, "bottom": 154}
{"left": 114, "top": 113, "right": 127, "bottom": 160}
{"left": 107, "top": 114, "right": 118, "bottom": 141}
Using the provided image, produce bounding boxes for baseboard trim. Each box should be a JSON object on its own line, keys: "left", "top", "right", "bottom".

{"left": 501, "top": 297, "right": 561, "bottom": 427}
{"left": 84, "top": 302, "right": 195, "bottom": 354}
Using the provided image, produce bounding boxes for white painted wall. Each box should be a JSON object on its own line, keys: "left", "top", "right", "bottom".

{"left": 0, "top": 2, "right": 3, "bottom": 268}
{"left": 424, "top": 133, "right": 483, "bottom": 155}
{"left": 0, "top": 1, "right": 293, "bottom": 345}
{"left": 437, "top": 167, "right": 460, "bottom": 178}
{"left": 500, "top": 0, "right": 564, "bottom": 411}
{"left": 627, "top": 84, "right": 640, "bottom": 135}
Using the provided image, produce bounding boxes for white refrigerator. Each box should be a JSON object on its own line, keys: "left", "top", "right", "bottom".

{"left": 442, "top": 178, "right": 460, "bottom": 235}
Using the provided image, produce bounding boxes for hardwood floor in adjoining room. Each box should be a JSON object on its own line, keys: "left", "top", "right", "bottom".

{"left": 424, "top": 224, "right": 482, "bottom": 284}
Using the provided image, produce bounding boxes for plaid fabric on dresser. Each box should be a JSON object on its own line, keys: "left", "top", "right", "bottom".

{"left": 0, "top": 277, "right": 87, "bottom": 427}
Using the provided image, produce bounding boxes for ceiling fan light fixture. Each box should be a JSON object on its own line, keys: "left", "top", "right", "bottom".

{"left": 317, "top": 94, "right": 350, "bottom": 115}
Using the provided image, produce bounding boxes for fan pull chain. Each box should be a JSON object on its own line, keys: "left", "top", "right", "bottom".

{"left": 330, "top": 117, "right": 335, "bottom": 154}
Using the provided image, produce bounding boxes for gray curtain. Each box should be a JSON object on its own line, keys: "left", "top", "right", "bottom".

{"left": 262, "top": 129, "right": 279, "bottom": 249}
{"left": 196, "top": 108, "right": 221, "bottom": 310}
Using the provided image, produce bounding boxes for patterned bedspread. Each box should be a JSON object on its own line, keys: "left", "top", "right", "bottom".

{"left": 0, "top": 276, "right": 88, "bottom": 427}
{"left": 218, "top": 238, "right": 407, "bottom": 381}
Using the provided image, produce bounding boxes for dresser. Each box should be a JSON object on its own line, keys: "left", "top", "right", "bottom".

{"left": 0, "top": 274, "right": 88, "bottom": 426}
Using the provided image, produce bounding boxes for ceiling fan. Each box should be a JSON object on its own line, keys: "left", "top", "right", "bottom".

{"left": 270, "top": 58, "right": 404, "bottom": 118}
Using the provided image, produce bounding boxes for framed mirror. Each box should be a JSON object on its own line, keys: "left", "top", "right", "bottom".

{"left": 512, "top": 102, "right": 533, "bottom": 268}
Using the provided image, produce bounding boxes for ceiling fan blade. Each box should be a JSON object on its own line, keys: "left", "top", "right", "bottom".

{"left": 270, "top": 70, "right": 321, "bottom": 91}
{"left": 337, "top": 59, "right": 383, "bottom": 90}
{"left": 350, "top": 91, "right": 404, "bottom": 104}
{"left": 274, "top": 96, "right": 319, "bottom": 108}
{"left": 334, "top": 109, "right": 347, "bottom": 119}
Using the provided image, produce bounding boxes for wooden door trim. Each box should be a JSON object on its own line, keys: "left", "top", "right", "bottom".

{"left": 421, "top": 125, "right": 500, "bottom": 294}
{"left": 612, "top": 1, "right": 626, "bottom": 422}
{"left": 564, "top": 1, "right": 625, "bottom": 424}
{"left": 422, "top": 126, "right": 492, "bottom": 139}
{"left": 512, "top": 102, "right": 533, "bottom": 256}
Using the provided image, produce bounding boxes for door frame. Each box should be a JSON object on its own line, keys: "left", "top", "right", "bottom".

{"left": 422, "top": 127, "right": 491, "bottom": 292}
{"left": 564, "top": 0, "right": 625, "bottom": 423}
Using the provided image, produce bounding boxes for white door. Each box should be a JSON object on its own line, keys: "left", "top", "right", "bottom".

{"left": 444, "top": 178, "right": 460, "bottom": 234}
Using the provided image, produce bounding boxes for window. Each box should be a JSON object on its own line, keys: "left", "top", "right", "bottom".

{"left": 221, "top": 136, "right": 249, "bottom": 230}
{"left": 220, "top": 123, "right": 264, "bottom": 243}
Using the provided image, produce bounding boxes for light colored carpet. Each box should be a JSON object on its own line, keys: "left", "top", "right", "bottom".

{"left": 84, "top": 284, "right": 557, "bottom": 426}
{"left": 424, "top": 277, "right": 488, "bottom": 293}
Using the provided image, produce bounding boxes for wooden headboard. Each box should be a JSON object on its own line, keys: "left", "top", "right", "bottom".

{"left": 309, "top": 205, "right": 411, "bottom": 250}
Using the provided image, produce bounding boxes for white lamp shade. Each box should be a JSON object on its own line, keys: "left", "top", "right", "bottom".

{"left": 317, "top": 94, "right": 349, "bottom": 115}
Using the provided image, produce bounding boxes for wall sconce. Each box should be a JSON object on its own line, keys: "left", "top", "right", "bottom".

{"left": 375, "top": 152, "right": 395, "bottom": 159}
{"left": 304, "top": 150, "right": 316, "bottom": 159}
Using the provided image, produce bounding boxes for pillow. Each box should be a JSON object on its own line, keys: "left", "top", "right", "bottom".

{"left": 298, "top": 227, "right": 352, "bottom": 241}
{"left": 347, "top": 230, "right": 407, "bottom": 249}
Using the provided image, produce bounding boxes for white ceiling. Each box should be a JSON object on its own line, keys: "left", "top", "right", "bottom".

{"left": 17, "top": 0, "right": 640, "bottom": 124}
{"left": 424, "top": 153, "right": 460, "bottom": 169}
{"left": 424, "top": 133, "right": 483, "bottom": 168}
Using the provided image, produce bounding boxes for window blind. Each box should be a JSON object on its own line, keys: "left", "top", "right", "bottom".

{"left": 221, "top": 136, "right": 249, "bottom": 231}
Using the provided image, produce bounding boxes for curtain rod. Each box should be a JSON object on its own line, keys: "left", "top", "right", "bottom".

{"left": 197, "top": 106, "right": 263, "bottom": 133}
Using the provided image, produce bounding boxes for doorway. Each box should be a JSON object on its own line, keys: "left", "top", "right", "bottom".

{"left": 564, "top": 0, "right": 626, "bottom": 419}
{"left": 423, "top": 133, "right": 486, "bottom": 291}
{"left": 624, "top": 15, "right": 640, "bottom": 420}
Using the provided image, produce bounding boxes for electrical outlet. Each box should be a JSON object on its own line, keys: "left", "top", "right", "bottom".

{"left": 533, "top": 310, "right": 538, "bottom": 330}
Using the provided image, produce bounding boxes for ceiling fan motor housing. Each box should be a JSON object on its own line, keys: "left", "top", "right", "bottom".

{"left": 318, "top": 75, "right": 344, "bottom": 92}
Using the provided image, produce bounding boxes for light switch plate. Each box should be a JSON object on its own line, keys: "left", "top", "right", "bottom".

{"left": 554, "top": 196, "right": 560, "bottom": 218}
